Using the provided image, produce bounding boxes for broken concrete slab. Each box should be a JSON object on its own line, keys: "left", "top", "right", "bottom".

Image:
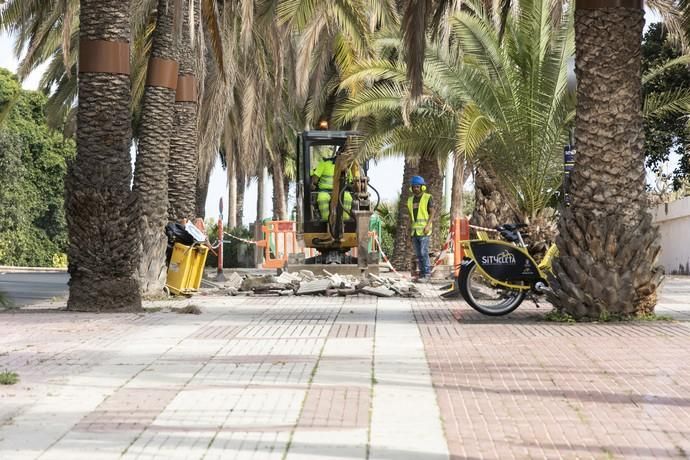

{"left": 223, "top": 271, "right": 244, "bottom": 290}
{"left": 297, "top": 279, "right": 332, "bottom": 295}
{"left": 199, "top": 267, "right": 420, "bottom": 298}
{"left": 298, "top": 269, "right": 315, "bottom": 280}
{"left": 288, "top": 253, "right": 306, "bottom": 265}
{"left": 240, "top": 275, "right": 290, "bottom": 292}
{"left": 361, "top": 286, "right": 395, "bottom": 297}
{"left": 276, "top": 272, "right": 302, "bottom": 284}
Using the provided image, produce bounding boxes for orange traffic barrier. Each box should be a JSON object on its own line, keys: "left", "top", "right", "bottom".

{"left": 452, "top": 217, "right": 470, "bottom": 276}
{"left": 261, "top": 221, "right": 378, "bottom": 268}
{"left": 260, "top": 221, "right": 319, "bottom": 268}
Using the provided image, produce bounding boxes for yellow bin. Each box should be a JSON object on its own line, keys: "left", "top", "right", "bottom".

{"left": 166, "top": 243, "right": 209, "bottom": 295}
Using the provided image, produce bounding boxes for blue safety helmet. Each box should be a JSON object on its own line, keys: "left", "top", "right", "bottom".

{"left": 410, "top": 175, "right": 426, "bottom": 186}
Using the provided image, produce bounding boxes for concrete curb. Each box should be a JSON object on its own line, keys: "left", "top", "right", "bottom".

{"left": 0, "top": 266, "right": 67, "bottom": 273}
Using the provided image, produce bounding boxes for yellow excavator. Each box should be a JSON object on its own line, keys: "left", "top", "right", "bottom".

{"left": 290, "top": 130, "right": 379, "bottom": 275}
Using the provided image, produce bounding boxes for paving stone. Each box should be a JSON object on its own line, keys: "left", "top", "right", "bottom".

{"left": 2, "top": 278, "right": 690, "bottom": 459}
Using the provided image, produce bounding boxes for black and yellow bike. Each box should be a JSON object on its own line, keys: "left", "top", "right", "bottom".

{"left": 454, "top": 223, "right": 558, "bottom": 316}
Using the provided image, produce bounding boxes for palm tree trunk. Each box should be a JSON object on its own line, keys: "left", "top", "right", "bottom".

{"left": 391, "top": 156, "right": 416, "bottom": 270}
{"left": 472, "top": 163, "right": 521, "bottom": 229}
{"left": 549, "top": 2, "right": 663, "bottom": 319}
{"left": 133, "top": 0, "right": 179, "bottom": 296}
{"left": 195, "top": 167, "right": 210, "bottom": 219}
{"left": 255, "top": 169, "right": 265, "bottom": 267}
{"left": 284, "top": 178, "right": 290, "bottom": 218}
{"left": 257, "top": 169, "right": 265, "bottom": 222}
{"left": 271, "top": 153, "right": 287, "bottom": 220}
{"left": 168, "top": 0, "right": 199, "bottom": 222}
{"left": 66, "top": 0, "right": 141, "bottom": 311}
{"left": 228, "top": 156, "right": 237, "bottom": 229}
{"left": 450, "top": 156, "right": 465, "bottom": 221}
{"left": 237, "top": 173, "right": 246, "bottom": 227}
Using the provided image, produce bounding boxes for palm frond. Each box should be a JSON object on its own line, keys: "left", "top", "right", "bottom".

{"left": 644, "top": 87, "right": 690, "bottom": 118}
{"left": 643, "top": 54, "right": 690, "bottom": 85}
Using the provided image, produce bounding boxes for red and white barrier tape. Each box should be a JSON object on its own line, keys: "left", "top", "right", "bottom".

{"left": 223, "top": 232, "right": 260, "bottom": 245}
{"left": 430, "top": 232, "right": 453, "bottom": 274}
{"left": 372, "top": 235, "right": 410, "bottom": 279}
{"left": 469, "top": 224, "right": 499, "bottom": 233}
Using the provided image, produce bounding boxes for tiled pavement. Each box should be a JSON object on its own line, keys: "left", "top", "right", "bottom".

{"left": 0, "top": 277, "right": 689, "bottom": 459}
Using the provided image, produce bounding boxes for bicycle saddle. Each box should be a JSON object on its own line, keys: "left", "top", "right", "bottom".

{"left": 495, "top": 223, "right": 526, "bottom": 243}
{"left": 499, "top": 223, "right": 528, "bottom": 232}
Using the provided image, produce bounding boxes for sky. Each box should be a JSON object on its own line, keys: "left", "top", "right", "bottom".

{"left": 0, "top": 8, "right": 672, "bottom": 225}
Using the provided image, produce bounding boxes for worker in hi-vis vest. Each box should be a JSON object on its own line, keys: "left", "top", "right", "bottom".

{"left": 310, "top": 150, "right": 352, "bottom": 221}
{"left": 407, "top": 175, "right": 435, "bottom": 281}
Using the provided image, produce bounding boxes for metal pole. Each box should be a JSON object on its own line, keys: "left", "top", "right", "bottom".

{"left": 217, "top": 197, "right": 225, "bottom": 282}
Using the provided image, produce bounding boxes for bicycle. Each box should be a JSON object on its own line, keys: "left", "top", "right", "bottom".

{"left": 455, "top": 223, "right": 558, "bottom": 316}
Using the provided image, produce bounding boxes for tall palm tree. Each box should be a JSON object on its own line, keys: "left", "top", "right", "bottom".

{"left": 276, "top": 0, "right": 392, "bottom": 125}
{"left": 0, "top": 0, "right": 156, "bottom": 134}
{"left": 168, "top": 0, "right": 201, "bottom": 221}
{"left": 399, "top": 0, "right": 686, "bottom": 99}
{"left": 65, "top": 0, "right": 141, "bottom": 311}
{"left": 549, "top": 0, "right": 664, "bottom": 319}
{"left": 133, "top": 0, "right": 180, "bottom": 295}
{"left": 339, "top": 0, "right": 574, "bottom": 243}
{"left": 236, "top": 171, "right": 246, "bottom": 226}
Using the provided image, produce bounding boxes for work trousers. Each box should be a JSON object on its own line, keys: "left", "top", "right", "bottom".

{"left": 412, "top": 235, "right": 431, "bottom": 277}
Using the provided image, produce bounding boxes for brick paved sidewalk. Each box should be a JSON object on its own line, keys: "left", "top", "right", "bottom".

{"left": 1, "top": 278, "right": 689, "bottom": 459}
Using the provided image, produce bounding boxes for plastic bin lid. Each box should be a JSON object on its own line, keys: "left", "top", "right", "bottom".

{"left": 184, "top": 221, "right": 207, "bottom": 242}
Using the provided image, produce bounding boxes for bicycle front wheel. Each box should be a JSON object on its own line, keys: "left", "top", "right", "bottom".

{"left": 458, "top": 261, "right": 526, "bottom": 316}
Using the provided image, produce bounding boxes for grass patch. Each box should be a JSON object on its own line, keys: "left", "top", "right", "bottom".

{"left": 0, "top": 370, "right": 19, "bottom": 385}
{"left": 635, "top": 313, "right": 674, "bottom": 321}
{"left": 0, "top": 291, "right": 16, "bottom": 310}
{"left": 544, "top": 309, "right": 675, "bottom": 323}
{"left": 598, "top": 311, "right": 675, "bottom": 322}
{"left": 544, "top": 309, "right": 576, "bottom": 323}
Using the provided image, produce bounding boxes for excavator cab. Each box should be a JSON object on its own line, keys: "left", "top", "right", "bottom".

{"left": 294, "top": 130, "right": 378, "bottom": 274}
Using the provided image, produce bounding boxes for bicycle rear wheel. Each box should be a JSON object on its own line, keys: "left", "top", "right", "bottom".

{"left": 458, "top": 261, "right": 526, "bottom": 316}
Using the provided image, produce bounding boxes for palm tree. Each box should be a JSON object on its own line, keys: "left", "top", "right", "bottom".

{"left": 132, "top": 0, "right": 180, "bottom": 295}
{"left": 236, "top": 172, "right": 246, "bottom": 226}
{"left": 168, "top": 0, "right": 200, "bottom": 221}
{"left": 339, "top": 0, "right": 574, "bottom": 250}
{"left": 195, "top": 0, "right": 241, "bottom": 218}
{"left": 549, "top": 1, "right": 664, "bottom": 319}
{"left": 65, "top": 0, "right": 142, "bottom": 311}
{"left": 451, "top": 0, "right": 573, "bottom": 247}
{"left": 0, "top": 0, "right": 156, "bottom": 135}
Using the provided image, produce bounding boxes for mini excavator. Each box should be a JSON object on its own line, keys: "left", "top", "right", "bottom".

{"left": 289, "top": 130, "right": 379, "bottom": 276}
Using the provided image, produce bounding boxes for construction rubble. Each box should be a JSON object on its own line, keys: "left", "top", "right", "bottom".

{"left": 201, "top": 270, "right": 421, "bottom": 298}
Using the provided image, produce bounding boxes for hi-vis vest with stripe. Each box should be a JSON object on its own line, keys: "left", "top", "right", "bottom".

{"left": 312, "top": 160, "right": 335, "bottom": 190}
{"left": 407, "top": 193, "right": 432, "bottom": 236}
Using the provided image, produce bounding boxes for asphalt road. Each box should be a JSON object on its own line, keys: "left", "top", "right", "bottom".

{"left": 0, "top": 272, "right": 69, "bottom": 306}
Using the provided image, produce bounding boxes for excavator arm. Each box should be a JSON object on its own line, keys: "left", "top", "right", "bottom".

{"left": 328, "top": 148, "right": 373, "bottom": 271}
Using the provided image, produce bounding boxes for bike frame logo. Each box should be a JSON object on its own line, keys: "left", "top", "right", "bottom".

{"left": 481, "top": 249, "right": 517, "bottom": 266}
